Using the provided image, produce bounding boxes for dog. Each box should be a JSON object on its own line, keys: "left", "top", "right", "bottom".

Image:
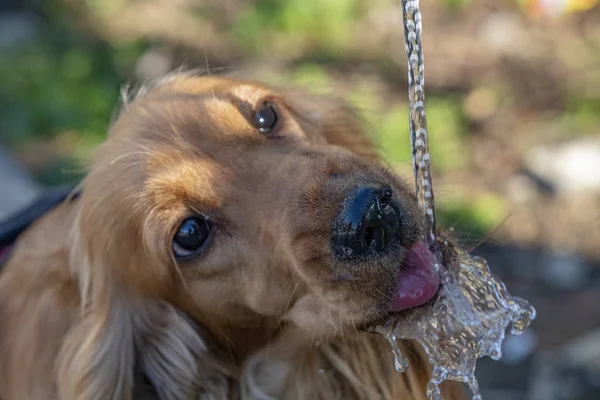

{"left": 0, "top": 73, "right": 466, "bottom": 400}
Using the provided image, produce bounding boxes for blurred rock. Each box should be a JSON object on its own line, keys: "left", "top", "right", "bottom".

{"left": 0, "top": 145, "right": 41, "bottom": 220}
{"left": 479, "top": 12, "right": 525, "bottom": 54}
{"left": 0, "top": 12, "right": 39, "bottom": 48}
{"left": 475, "top": 353, "right": 534, "bottom": 394}
{"left": 479, "top": 389, "right": 526, "bottom": 400}
{"left": 507, "top": 174, "right": 540, "bottom": 204}
{"left": 529, "top": 328, "right": 600, "bottom": 400}
{"left": 541, "top": 251, "right": 590, "bottom": 290}
{"left": 464, "top": 87, "right": 499, "bottom": 121}
{"left": 525, "top": 138, "right": 600, "bottom": 195}
{"left": 135, "top": 47, "right": 174, "bottom": 81}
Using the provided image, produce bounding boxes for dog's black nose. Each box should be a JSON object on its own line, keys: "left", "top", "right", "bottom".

{"left": 331, "top": 184, "right": 400, "bottom": 258}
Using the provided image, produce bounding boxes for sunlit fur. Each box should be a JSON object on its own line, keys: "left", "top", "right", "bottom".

{"left": 0, "top": 74, "right": 466, "bottom": 400}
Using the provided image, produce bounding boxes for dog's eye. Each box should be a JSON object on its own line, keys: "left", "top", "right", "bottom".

{"left": 253, "top": 101, "right": 278, "bottom": 134}
{"left": 172, "top": 216, "right": 213, "bottom": 258}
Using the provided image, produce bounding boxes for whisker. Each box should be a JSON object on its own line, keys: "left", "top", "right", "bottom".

{"left": 467, "top": 213, "right": 512, "bottom": 253}
{"left": 284, "top": 280, "right": 303, "bottom": 314}
{"left": 328, "top": 305, "right": 339, "bottom": 331}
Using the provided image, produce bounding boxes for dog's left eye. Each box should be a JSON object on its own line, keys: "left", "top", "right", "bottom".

{"left": 172, "top": 216, "right": 213, "bottom": 258}
{"left": 253, "top": 101, "right": 278, "bottom": 134}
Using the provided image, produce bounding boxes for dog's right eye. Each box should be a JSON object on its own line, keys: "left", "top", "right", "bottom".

{"left": 253, "top": 101, "right": 278, "bottom": 134}
{"left": 172, "top": 216, "right": 213, "bottom": 258}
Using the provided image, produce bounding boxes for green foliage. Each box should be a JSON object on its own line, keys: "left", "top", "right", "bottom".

{"left": 441, "top": 0, "right": 472, "bottom": 11}
{"left": 290, "top": 64, "right": 333, "bottom": 92}
{"left": 561, "top": 96, "right": 600, "bottom": 136}
{"left": 426, "top": 96, "right": 469, "bottom": 171}
{"left": 2, "top": 0, "right": 594, "bottom": 229}
{"left": 437, "top": 192, "right": 507, "bottom": 240}
{"left": 0, "top": 16, "right": 146, "bottom": 184}
{"left": 233, "top": 0, "right": 363, "bottom": 57}
{"left": 266, "top": 63, "right": 334, "bottom": 93}
{"left": 370, "top": 104, "right": 412, "bottom": 164}
{"left": 362, "top": 95, "right": 469, "bottom": 170}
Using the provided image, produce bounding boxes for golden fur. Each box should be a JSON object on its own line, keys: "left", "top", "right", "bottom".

{"left": 0, "top": 74, "right": 466, "bottom": 400}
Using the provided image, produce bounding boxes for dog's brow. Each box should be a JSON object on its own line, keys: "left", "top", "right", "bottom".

{"left": 230, "top": 96, "right": 255, "bottom": 121}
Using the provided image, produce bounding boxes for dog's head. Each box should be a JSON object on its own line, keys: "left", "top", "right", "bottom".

{"left": 61, "top": 74, "right": 442, "bottom": 398}
{"left": 78, "top": 74, "right": 440, "bottom": 336}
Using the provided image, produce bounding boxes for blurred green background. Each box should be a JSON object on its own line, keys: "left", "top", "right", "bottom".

{"left": 2, "top": 0, "right": 599, "bottom": 256}
{"left": 2, "top": 1, "right": 600, "bottom": 397}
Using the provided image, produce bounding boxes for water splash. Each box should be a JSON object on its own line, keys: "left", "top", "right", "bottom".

{"left": 378, "top": 245, "right": 536, "bottom": 399}
{"left": 376, "top": 1, "right": 538, "bottom": 399}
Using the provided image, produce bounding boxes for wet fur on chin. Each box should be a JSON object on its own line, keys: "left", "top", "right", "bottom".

{"left": 0, "top": 72, "right": 466, "bottom": 400}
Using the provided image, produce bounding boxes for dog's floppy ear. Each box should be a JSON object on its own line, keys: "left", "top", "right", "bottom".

{"left": 135, "top": 302, "right": 235, "bottom": 400}
{"left": 55, "top": 297, "right": 135, "bottom": 399}
{"left": 55, "top": 210, "right": 233, "bottom": 400}
{"left": 55, "top": 227, "right": 137, "bottom": 400}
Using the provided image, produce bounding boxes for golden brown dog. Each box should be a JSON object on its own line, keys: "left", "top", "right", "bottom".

{"left": 0, "top": 74, "right": 466, "bottom": 400}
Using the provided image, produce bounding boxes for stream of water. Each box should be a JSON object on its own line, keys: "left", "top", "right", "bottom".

{"left": 377, "top": 2, "right": 537, "bottom": 399}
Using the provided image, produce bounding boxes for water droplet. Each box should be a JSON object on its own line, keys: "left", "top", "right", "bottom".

{"left": 377, "top": 326, "right": 409, "bottom": 372}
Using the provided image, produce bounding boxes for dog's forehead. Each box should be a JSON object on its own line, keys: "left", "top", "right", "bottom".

{"left": 146, "top": 77, "right": 276, "bottom": 136}
{"left": 110, "top": 77, "right": 277, "bottom": 148}
{"left": 155, "top": 76, "right": 273, "bottom": 102}
{"left": 113, "top": 78, "right": 272, "bottom": 193}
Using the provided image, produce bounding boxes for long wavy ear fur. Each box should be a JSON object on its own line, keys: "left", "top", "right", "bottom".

{"left": 56, "top": 294, "right": 136, "bottom": 400}
{"left": 55, "top": 220, "right": 234, "bottom": 400}
{"left": 55, "top": 218, "right": 136, "bottom": 400}
{"left": 135, "top": 302, "right": 235, "bottom": 400}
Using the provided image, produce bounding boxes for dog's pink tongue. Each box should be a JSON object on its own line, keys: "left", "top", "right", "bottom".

{"left": 390, "top": 241, "right": 441, "bottom": 312}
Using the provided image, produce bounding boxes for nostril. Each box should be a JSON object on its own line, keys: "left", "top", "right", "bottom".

{"left": 364, "top": 184, "right": 393, "bottom": 224}
{"left": 364, "top": 226, "right": 376, "bottom": 250}
{"left": 331, "top": 184, "right": 397, "bottom": 259}
{"left": 379, "top": 185, "right": 393, "bottom": 208}
{"left": 364, "top": 225, "right": 388, "bottom": 253}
